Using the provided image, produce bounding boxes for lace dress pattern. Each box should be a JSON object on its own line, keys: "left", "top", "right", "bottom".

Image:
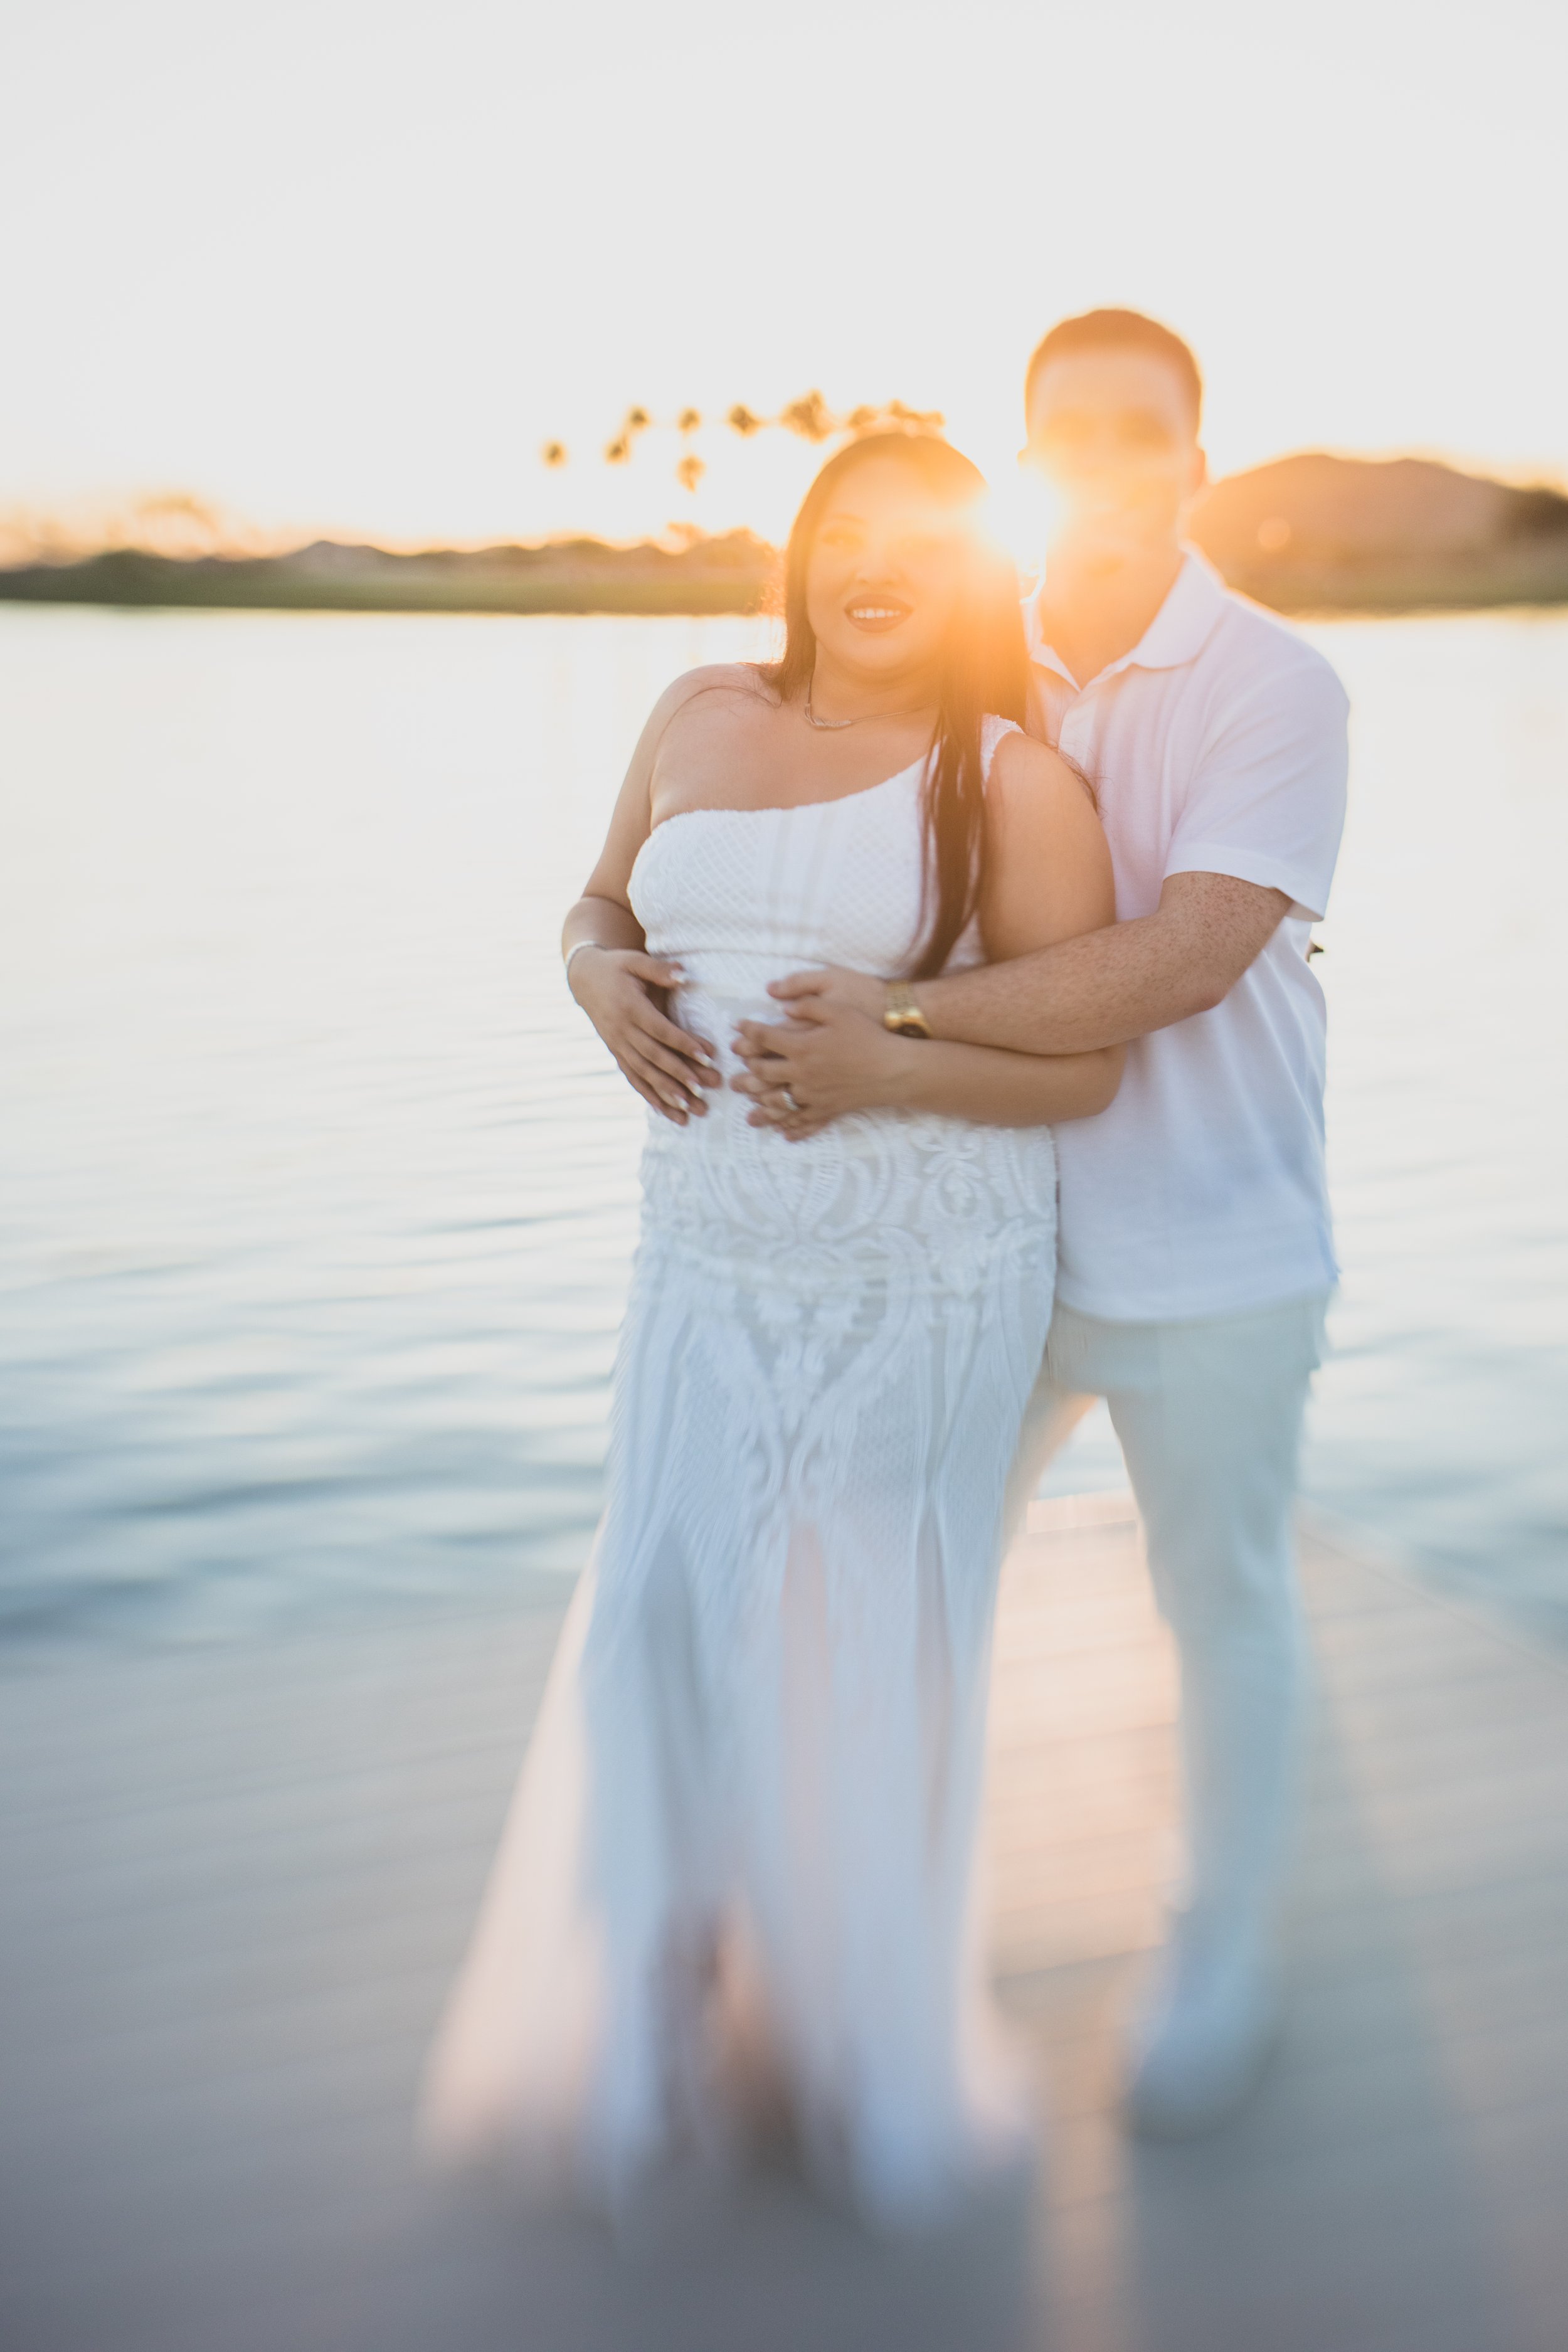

{"left": 421, "top": 718, "right": 1059, "bottom": 2224}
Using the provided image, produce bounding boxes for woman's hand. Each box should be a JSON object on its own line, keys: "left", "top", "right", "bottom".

{"left": 731, "top": 968, "right": 912, "bottom": 1140}
{"left": 569, "top": 946, "right": 720, "bottom": 1125}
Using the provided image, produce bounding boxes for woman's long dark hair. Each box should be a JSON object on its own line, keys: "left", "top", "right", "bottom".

{"left": 760, "top": 432, "right": 1031, "bottom": 978}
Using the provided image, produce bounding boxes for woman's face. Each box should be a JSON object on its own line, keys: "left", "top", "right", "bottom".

{"left": 803, "top": 457, "right": 970, "bottom": 692}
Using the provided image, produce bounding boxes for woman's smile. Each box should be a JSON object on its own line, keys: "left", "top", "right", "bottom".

{"left": 844, "top": 595, "right": 913, "bottom": 633}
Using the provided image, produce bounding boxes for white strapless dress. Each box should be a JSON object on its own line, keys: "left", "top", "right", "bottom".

{"left": 421, "top": 718, "right": 1058, "bottom": 2226}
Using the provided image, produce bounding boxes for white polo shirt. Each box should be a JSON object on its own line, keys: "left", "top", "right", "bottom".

{"left": 1025, "top": 549, "right": 1349, "bottom": 1323}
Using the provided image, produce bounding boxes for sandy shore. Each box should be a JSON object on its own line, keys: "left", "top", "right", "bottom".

{"left": 4, "top": 1502, "right": 1568, "bottom": 2351}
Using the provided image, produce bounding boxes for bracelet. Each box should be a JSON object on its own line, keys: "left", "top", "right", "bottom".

{"left": 882, "top": 980, "right": 932, "bottom": 1039}
{"left": 563, "top": 939, "right": 603, "bottom": 987}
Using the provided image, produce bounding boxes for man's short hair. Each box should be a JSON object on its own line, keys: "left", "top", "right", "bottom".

{"left": 1024, "top": 309, "right": 1203, "bottom": 432}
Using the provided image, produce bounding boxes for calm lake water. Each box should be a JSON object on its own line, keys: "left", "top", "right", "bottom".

{"left": 3, "top": 605, "right": 1566, "bottom": 1643}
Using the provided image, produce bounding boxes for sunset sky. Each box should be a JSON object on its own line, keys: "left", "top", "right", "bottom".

{"left": 6, "top": 0, "right": 1566, "bottom": 550}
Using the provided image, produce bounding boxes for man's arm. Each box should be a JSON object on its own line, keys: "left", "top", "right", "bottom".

{"left": 916, "top": 870, "right": 1291, "bottom": 1053}
{"left": 764, "top": 870, "right": 1291, "bottom": 1057}
{"left": 757, "top": 650, "right": 1345, "bottom": 1078}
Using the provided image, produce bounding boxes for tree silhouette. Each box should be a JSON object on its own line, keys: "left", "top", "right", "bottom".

{"left": 544, "top": 391, "right": 945, "bottom": 495}
{"left": 778, "top": 390, "right": 834, "bottom": 442}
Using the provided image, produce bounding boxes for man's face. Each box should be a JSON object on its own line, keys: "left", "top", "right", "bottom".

{"left": 1024, "top": 347, "right": 1205, "bottom": 560}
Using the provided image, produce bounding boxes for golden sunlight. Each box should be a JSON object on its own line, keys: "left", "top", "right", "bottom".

{"left": 977, "top": 467, "right": 1065, "bottom": 585}
{"left": 6, "top": 12, "right": 1568, "bottom": 2352}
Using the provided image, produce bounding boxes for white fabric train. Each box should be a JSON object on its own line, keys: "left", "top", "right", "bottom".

{"left": 420, "top": 714, "right": 1057, "bottom": 2225}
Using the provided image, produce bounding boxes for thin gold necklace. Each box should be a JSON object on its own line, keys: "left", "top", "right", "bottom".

{"left": 803, "top": 678, "right": 935, "bottom": 732}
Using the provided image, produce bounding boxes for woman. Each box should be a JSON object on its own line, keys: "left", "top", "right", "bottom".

{"left": 421, "top": 433, "right": 1120, "bottom": 2227}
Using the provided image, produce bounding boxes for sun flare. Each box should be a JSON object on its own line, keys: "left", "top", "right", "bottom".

{"left": 977, "top": 468, "right": 1064, "bottom": 585}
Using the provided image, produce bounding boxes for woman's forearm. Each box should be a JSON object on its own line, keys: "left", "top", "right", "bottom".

{"left": 562, "top": 893, "right": 645, "bottom": 960}
{"left": 882, "top": 1036, "right": 1124, "bottom": 1126}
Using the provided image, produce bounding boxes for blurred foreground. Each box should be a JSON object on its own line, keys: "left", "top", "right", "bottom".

{"left": 5, "top": 1498, "right": 1567, "bottom": 2352}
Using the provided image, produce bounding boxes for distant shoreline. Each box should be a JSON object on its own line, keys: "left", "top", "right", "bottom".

{"left": 0, "top": 532, "right": 778, "bottom": 620}
{"left": 4, "top": 455, "right": 1568, "bottom": 618}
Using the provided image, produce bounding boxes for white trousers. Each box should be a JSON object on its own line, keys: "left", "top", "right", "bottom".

{"left": 1004, "top": 1290, "right": 1332, "bottom": 1949}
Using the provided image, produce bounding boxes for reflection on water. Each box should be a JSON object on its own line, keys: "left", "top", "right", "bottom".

{"left": 1, "top": 606, "right": 1565, "bottom": 1640}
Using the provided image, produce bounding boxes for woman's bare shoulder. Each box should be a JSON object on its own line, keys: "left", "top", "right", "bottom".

{"left": 650, "top": 661, "right": 777, "bottom": 737}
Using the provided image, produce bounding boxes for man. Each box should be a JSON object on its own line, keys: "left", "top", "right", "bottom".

{"left": 729, "top": 310, "right": 1349, "bottom": 2135}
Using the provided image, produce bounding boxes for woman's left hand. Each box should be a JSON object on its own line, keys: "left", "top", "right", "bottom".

{"left": 731, "top": 968, "right": 908, "bottom": 1139}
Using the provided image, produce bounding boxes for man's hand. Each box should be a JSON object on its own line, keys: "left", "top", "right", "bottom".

{"left": 731, "top": 968, "right": 909, "bottom": 1139}
{"left": 765, "top": 966, "right": 886, "bottom": 1025}
{"left": 568, "top": 946, "right": 720, "bottom": 1125}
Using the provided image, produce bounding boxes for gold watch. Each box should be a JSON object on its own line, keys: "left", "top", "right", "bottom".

{"left": 883, "top": 982, "right": 932, "bottom": 1039}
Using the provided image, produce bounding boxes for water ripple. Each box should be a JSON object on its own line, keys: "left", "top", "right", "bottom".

{"left": 2, "top": 607, "right": 1565, "bottom": 1643}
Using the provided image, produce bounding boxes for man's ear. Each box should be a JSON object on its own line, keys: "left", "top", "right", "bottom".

{"left": 1189, "top": 443, "right": 1210, "bottom": 499}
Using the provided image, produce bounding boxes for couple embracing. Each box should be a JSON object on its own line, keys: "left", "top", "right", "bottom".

{"left": 423, "top": 310, "right": 1350, "bottom": 2226}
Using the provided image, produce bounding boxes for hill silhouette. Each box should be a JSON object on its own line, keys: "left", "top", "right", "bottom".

{"left": 1189, "top": 453, "right": 1568, "bottom": 610}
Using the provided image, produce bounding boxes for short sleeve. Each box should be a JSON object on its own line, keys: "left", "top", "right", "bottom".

{"left": 980, "top": 712, "right": 1023, "bottom": 781}
{"left": 1165, "top": 657, "right": 1349, "bottom": 922}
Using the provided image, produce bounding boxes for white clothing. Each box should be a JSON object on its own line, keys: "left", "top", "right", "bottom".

{"left": 421, "top": 719, "right": 1056, "bottom": 2224}
{"left": 1026, "top": 551, "right": 1349, "bottom": 1322}
{"left": 1006, "top": 1291, "right": 1330, "bottom": 1937}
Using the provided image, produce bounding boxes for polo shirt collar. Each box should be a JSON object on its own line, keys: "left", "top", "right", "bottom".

{"left": 1024, "top": 544, "right": 1226, "bottom": 689}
